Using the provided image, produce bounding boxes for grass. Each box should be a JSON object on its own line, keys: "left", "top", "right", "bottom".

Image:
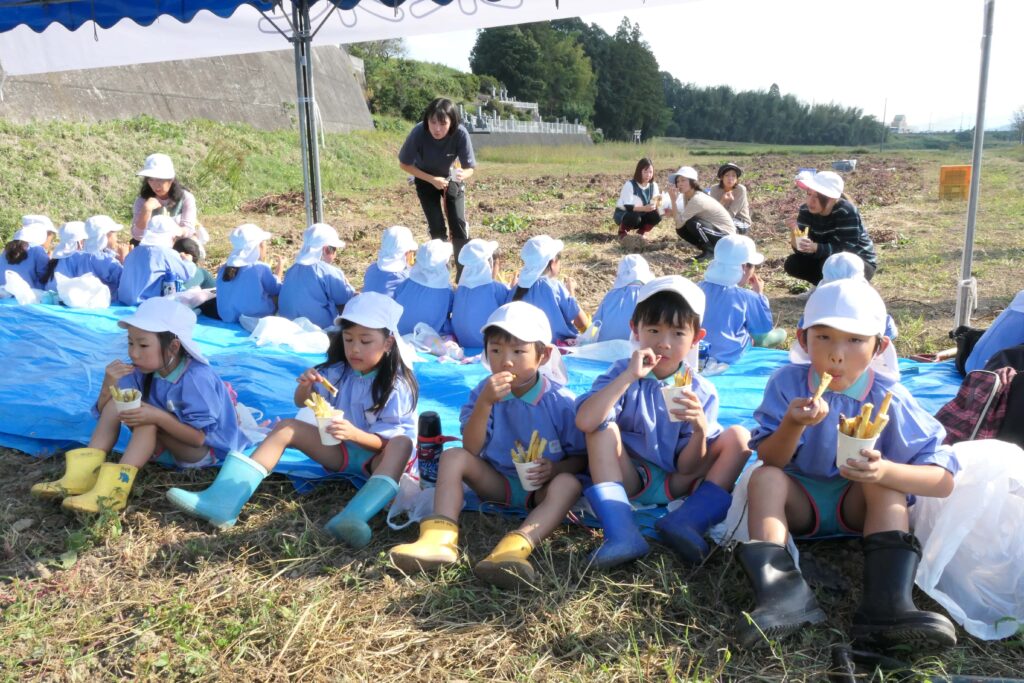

{"left": 3, "top": 118, "right": 1024, "bottom": 679}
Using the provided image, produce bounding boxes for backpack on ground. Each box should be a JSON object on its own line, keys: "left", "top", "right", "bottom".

{"left": 935, "top": 367, "right": 1019, "bottom": 446}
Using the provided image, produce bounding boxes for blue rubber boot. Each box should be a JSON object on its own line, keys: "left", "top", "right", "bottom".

{"left": 655, "top": 481, "right": 732, "bottom": 564}
{"left": 324, "top": 475, "right": 399, "bottom": 548}
{"left": 166, "top": 451, "right": 268, "bottom": 530}
{"left": 585, "top": 482, "right": 650, "bottom": 569}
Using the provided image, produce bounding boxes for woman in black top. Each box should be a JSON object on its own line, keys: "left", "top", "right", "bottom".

{"left": 398, "top": 98, "right": 476, "bottom": 271}
{"left": 785, "top": 171, "right": 877, "bottom": 285}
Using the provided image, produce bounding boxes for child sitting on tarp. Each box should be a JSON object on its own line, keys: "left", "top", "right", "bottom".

{"left": 592, "top": 254, "right": 654, "bottom": 342}
{"left": 278, "top": 223, "right": 355, "bottom": 329}
{"left": 31, "top": 298, "right": 246, "bottom": 513}
{"left": 451, "top": 239, "right": 510, "bottom": 348}
{"left": 735, "top": 279, "right": 958, "bottom": 651}
{"left": 698, "top": 235, "right": 786, "bottom": 371}
{"left": 394, "top": 239, "right": 454, "bottom": 336}
{"left": 43, "top": 221, "right": 89, "bottom": 291}
{"left": 575, "top": 275, "right": 750, "bottom": 568}
{"left": 211, "top": 223, "right": 283, "bottom": 324}
{"left": 797, "top": 252, "right": 897, "bottom": 340}
{"left": 1, "top": 221, "right": 50, "bottom": 291}
{"left": 173, "top": 237, "right": 215, "bottom": 290}
{"left": 510, "top": 235, "right": 589, "bottom": 344}
{"left": 117, "top": 215, "right": 192, "bottom": 305}
{"left": 363, "top": 225, "right": 417, "bottom": 299}
{"left": 390, "top": 301, "right": 586, "bottom": 589}
{"left": 82, "top": 215, "right": 126, "bottom": 299}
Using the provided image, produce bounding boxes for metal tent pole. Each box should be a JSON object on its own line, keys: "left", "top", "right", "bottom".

{"left": 955, "top": 0, "right": 995, "bottom": 328}
{"left": 292, "top": 0, "right": 324, "bottom": 225}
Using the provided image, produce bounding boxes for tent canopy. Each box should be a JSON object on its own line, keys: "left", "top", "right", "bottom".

{"left": 0, "top": 0, "right": 277, "bottom": 32}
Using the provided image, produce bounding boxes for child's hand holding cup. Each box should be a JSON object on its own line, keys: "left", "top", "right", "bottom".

{"left": 661, "top": 367, "right": 692, "bottom": 422}
{"left": 110, "top": 386, "right": 142, "bottom": 413}
{"left": 317, "top": 410, "right": 345, "bottom": 446}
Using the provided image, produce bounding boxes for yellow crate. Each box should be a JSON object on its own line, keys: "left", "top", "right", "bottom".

{"left": 939, "top": 164, "right": 971, "bottom": 201}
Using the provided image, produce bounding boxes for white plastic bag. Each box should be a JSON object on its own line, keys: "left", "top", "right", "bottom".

{"left": 249, "top": 315, "right": 329, "bottom": 354}
{"left": 911, "top": 439, "right": 1024, "bottom": 640}
{"left": 54, "top": 272, "right": 111, "bottom": 309}
{"left": 234, "top": 401, "right": 271, "bottom": 447}
{"left": 386, "top": 472, "right": 435, "bottom": 530}
{"left": 410, "top": 322, "right": 464, "bottom": 360}
{"left": 170, "top": 286, "right": 216, "bottom": 309}
{"left": 2, "top": 270, "right": 52, "bottom": 304}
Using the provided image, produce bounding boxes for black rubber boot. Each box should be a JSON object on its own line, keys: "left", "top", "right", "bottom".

{"left": 734, "top": 541, "right": 827, "bottom": 649}
{"left": 851, "top": 531, "right": 957, "bottom": 651}
{"left": 452, "top": 237, "right": 468, "bottom": 282}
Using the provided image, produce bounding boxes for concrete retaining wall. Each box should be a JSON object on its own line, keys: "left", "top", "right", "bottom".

{"left": 0, "top": 46, "right": 373, "bottom": 133}
{"left": 469, "top": 132, "right": 593, "bottom": 149}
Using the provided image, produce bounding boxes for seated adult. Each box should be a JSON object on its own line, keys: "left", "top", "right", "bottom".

{"left": 709, "top": 162, "right": 751, "bottom": 234}
{"left": 784, "top": 171, "right": 877, "bottom": 286}
{"left": 613, "top": 157, "right": 662, "bottom": 239}
{"left": 131, "top": 153, "right": 199, "bottom": 248}
{"left": 664, "top": 165, "right": 735, "bottom": 261}
{"left": 965, "top": 290, "right": 1024, "bottom": 373}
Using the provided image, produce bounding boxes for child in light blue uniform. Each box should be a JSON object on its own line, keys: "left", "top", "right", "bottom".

{"left": 82, "top": 215, "right": 125, "bottom": 298}
{"left": 592, "top": 254, "right": 653, "bottom": 342}
{"left": 117, "top": 215, "right": 192, "bottom": 305}
{"left": 575, "top": 276, "right": 751, "bottom": 568}
{"left": 45, "top": 222, "right": 90, "bottom": 290}
{"left": 363, "top": 225, "right": 417, "bottom": 298}
{"left": 32, "top": 299, "right": 246, "bottom": 514}
{"left": 394, "top": 239, "right": 454, "bottom": 335}
{"left": 735, "top": 279, "right": 958, "bottom": 651}
{"left": 451, "top": 239, "right": 510, "bottom": 349}
{"left": 215, "top": 223, "right": 282, "bottom": 324}
{"left": 698, "top": 235, "right": 786, "bottom": 366}
{"left": 964, "top": 289, "right": 1024, "bottom": 372}
{"left": 168, "top": 293, "right": 419, "bottom": 549}
{"left": 391, "top": 301, "right": 587, "bottom": 589}
{"left": 510, "top": 234, "right": 589, "bottom": 343}
{"left": 278, "top": 223, "right": 355, "bottom": 329}
{"left": 796, "top": 252, "right": 897, "bottom": 340}
{"left": 1, "top": 222, "right": 50, "bottom": 291}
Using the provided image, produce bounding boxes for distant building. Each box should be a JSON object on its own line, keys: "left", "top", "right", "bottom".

{"left": 889, "top": 115, "right": 910, "bottom": 134}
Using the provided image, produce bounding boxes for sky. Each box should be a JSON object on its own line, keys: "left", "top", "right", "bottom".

{"left": 403, "top": 0, "right": 1022, "bottom": 131}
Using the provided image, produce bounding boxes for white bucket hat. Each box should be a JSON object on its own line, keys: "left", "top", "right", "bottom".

{"left": 797, "top": 170, "right": 844, "bottom": 199}
{"left": 140, "top": 215, "right": 180, "bottom": 248}
{"left": 337, "top": 292, "right": 418, "bottom": 368}
{"left": 137, "top": 153, "right": 176, "bottom": 180}
{"left": 22, "top": 215, "right": 56, "bottom": 235}
{"left": 637, "top": 275, "right": 706, "bottom": 324}
{"left": 226, "top": 223, "right": 272, "bottom": 268}
{"left": 611, "top": 254, "right": 654, "bottom": 290}
{"left": 668, "top": 166, "right": 699, "bottom": 185}
{"left": 409, "top": 239, "right": 453, "bottom": 289}
{"left": 83, "top": 215, "right": 124, "bottom": 255}
{"left": 12, "top": 222, "right": 49, "bottom": 247}
{"left": 377, "top": 225, "right": 417, "bottom": 273}
{"left": 820, "top": 252, "right": 867, "bottom": 285}
{"left": 51, "top": 221, "right": 88, "bottom": 259}
{"left": 295, "top": 223, "right": 345, "bottom": 265}
{"left": 480, "top": 301, "right": 567, "bottom": 384}
{"left": 457, "top": 239, "right": 499, "bottom": 289}
{"left": 518, "top": 235, "right": 563, "bottom": 289}
{"left": 118, "top": 297, "right": 208, "bottom": 365}
{"left": 704, "top": 235, "right": 764, "bottom": 287}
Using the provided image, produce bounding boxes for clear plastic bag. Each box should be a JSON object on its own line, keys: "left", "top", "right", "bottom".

{"left": 911, "top": 439, "right": 1024, "bottom": 640}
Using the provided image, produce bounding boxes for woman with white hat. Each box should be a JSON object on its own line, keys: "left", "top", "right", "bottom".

{"left": 450, "top": 239, "right": 510, "bottom": 348}
{"left": 394, "top": 239, "right": 455, "bottom": 335}
{"left": 363, "top": 225, "right": 417, "bottom": 299}
{"left": 664, "top": 165, "right": 736, "bottom": 261}
{"left": 213, "top": 223, "right": 284, "bottom": 324}
{"left": 0, "top": 221, "right": 50, "bottom": 291}
{"left": 785, "top": 170, "right": 877, "bottom": 286}
{"left": 131, "top": 153, "right": 199, "bottom": 248}
{"left": 278, "top": 223, "right": 355, "bottom": 329}
{"left": 117, "top": 215, "right": 192, "bottom": 305}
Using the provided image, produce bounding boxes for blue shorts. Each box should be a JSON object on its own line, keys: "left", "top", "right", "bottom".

{"left": 787, "top": 471, "right": 859, "bottom": 539}
{"left": 630, "top": 459, "right": 674, "bottom": 506}
{"left": 336, "top": 442, "right": 376, "bottom": 478}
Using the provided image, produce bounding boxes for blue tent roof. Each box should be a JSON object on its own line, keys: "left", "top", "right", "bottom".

{"left": 0, "top": 0, "right": 440, "bottom": 34}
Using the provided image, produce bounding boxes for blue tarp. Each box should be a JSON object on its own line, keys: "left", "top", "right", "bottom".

{"left": 0, "top": 299, "right": 963, "bottom": 489}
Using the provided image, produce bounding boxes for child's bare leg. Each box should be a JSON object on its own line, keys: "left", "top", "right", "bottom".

{"left": 585, "top": 424, "right": 642, "bottom": 494}
{"left": 250, "top": 418, "right": 345, "bottom": 472}
{"left": 746, "top": 465, "right": 814, "bottom": 545}
{"left": 367, "top": 436, "right": 413, "bottom": 481}
{"left": 87, "top": 400, "right": 123, "bottom": 453}
{"left": 157, "top": 432, "right": 210, "bottom": 464}
{"left": 703, "top": 425, "right": 750, "bottom": 491}
{"left": 433, "top": 447, "right": 507, "bottom": 521}
{"left": 858, "top": 483, "right": 909, "bottom": 535}
{"left": 518, "top": 473, "right": 582, "bottom": 545}
{"left": 118, "top": 424, "right": 159, "bottom": 468}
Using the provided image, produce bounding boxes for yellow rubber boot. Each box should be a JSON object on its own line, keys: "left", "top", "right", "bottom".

{"left": 30, "top": 448, "right": 106, "bottom": 500}
{"left": 474, "top": 531, "right": 536, "bottom": 590}
{"left": 62, "top": 463, "right": 138, "bottom": 514}
{"left": 390, "top": 516, "right": 459, "bottom": 573}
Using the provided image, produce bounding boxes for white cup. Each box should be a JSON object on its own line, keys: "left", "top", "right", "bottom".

{"left": 514, "top": 460, "right": 542, "bottom": 492}
{"left": 316, "top": 410, "right": 344, "bottom": 446}
{"left": 836, "top": 428, "right": 878, "bottom": 470}
{"left": 114, "top": 390, "right": 142, "bottom": 413}
{"left": 660, "top": 385, "right": 686, "bottom": 422}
